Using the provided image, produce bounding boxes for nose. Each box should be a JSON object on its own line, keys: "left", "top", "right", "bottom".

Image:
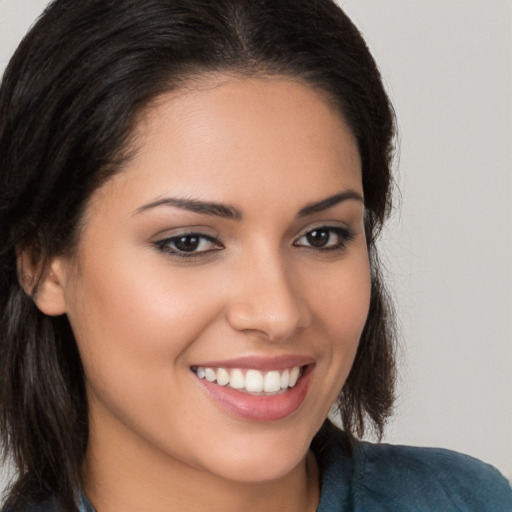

{"left": 226, "top": 251, "right": 312, "bottom": 342}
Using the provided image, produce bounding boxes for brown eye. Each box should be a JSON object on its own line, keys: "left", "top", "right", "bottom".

{"left": 305, "top": 229, "right": 330, "bottom": 248}
{"left": 294, "top": 226, "right": 355, "bottom": 251}
{"left": 154, "top": 233, "right": 223, "bottom": 257}
{"left": 174, "top": 235, "right": 202, "bottom": 252}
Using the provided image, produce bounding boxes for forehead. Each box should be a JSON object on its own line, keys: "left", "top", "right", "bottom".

{"left": 87, "top": 75, "right": 362, "bottom": 221}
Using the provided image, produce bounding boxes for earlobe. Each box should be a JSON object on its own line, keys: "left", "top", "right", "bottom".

{"left": 17, "top": 249, "right": 68, "bottom": 316}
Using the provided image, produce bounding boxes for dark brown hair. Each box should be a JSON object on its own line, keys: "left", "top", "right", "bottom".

{"left": 0, "top": 0, "right": 396, "bottom": 510}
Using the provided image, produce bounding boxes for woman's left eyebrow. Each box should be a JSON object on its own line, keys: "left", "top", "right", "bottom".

{"left": 296, "top": 190, "right": 363, "bottom": 217}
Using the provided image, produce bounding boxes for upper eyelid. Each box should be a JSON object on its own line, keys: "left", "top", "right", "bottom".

{"left": 151, "top": 224, "right": 220, "bottom": 237}
{"left": 152, "top": 223, "right": 355, "bottom": 246}
{"left": 149, "top": 223, "right": 221, "bottom": 247}
{"left": 155, "top": 232, "right": 221, "bottom": 245}
{"left": 153, "top": 224, "right": 353, "bottom": 240}
{"left": 294, "top": 222, "right": 353, "bottom": 238}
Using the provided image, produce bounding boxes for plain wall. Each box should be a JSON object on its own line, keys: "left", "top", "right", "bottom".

{"left": 1, "top": 0, "right": 511, "bottom": 493}
{"left": 339, "top": 0, "right": 512, "bottom": 480}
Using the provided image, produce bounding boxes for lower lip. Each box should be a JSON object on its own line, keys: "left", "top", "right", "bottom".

{"left": 196, "top": 366, "right": 313, "bottom": 422}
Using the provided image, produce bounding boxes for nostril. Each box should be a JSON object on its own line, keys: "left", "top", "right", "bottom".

{"left": 225, "top": 301, "right": 310, "bottom": 342}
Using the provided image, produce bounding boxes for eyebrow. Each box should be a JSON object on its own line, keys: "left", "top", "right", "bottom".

{"left": 134, "top": 189, "right": 363, "bottom": 220}
{"left": 134, "top": 197, "right": 242, "bottom": 219}
{"left": 296, "top": 190, "right": 364, "bottom": 217}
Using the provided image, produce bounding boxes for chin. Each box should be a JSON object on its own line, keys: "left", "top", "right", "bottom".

{"left": 195, "top": 424, "right": 316, "bottom": 484}
{"left": 211, "top": 451, "right": 306, "bottom": 484}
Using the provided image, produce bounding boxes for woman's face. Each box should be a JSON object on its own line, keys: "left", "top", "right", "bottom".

{"left": 55, "top": 76, "right": 370, "bottom": 483}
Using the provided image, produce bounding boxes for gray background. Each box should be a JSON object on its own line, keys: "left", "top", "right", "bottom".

{"left": 1, "top": 0, "right": 511, "bottom": 492}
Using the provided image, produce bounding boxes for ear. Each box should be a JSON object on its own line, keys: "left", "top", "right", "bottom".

{"left": 17, "top": 249, "right": 68, "bottom": 316}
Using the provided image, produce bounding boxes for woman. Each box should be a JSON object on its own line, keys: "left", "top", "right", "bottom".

{"left": 0, "top": 1, "right": 510, "bottom": 511}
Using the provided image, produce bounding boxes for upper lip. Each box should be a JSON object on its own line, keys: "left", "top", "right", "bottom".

{"left": 191, "top": 355, "right": 315, "bottom": 371}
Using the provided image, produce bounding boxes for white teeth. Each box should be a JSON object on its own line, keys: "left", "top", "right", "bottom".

{"left": 229, "top": 369, "right": 245, "bottom": 389}
{"left": 193, "top": 365, "right": 304, "bottom": 394}
{"left": 289, "top": 366, "right": 300, "bottom": 387}
{"left": 245, "top": 370, "right": 264, "bottom": 392}
{"left": 264, "top": 371, "right": 282, "bottom": 393}
{"left": 205, "top": 368, "right": 216, "bottom": 382}
{"left": 280, "top": 369, "right": 289, "bottom": 389}
{"left": 216, "top": 367, "right": 230, "bottom": 386}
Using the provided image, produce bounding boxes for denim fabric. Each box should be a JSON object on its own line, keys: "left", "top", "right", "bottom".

{"left": 315, "top": 427, "right": 512, "bottom": 511}
{"left": 76, "top": 492, "right": 95, "bottom": 512}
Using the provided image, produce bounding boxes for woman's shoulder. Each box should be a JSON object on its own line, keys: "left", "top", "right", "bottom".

{"left": 315, "top": 425, "right": 512, "bottom": 512}
{"left": 355, "top": 441, "right": 512, "bottom": 511}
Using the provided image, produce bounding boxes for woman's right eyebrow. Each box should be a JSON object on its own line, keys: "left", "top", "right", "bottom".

{"left": 133, "top": 197, "right": 242, "bottom": 220}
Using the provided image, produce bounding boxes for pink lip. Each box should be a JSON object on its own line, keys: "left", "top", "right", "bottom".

{"left": 194, "top": 363, "right": 314, "bottom": 422}
{"left": 192, "top": 354, "right": 315, "bottom": 371}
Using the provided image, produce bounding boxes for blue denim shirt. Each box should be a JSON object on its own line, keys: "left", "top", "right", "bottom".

{"left": 314, "top": 427, "right": 512, "bottom": 511}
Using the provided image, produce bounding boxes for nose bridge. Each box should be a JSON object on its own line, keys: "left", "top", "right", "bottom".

{"left": 226, "top": 243, "right": 311, "bottom": 341}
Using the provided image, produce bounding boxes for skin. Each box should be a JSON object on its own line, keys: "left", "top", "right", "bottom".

{"left": 37, "top": 76, "right": 371, "bottom": 512}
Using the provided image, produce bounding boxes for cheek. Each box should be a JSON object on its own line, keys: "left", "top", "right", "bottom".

{"left": 63, "top": 249, "right": 225, "bottom": 405}
{"left": 64, "top": 256, "right": 226, "bottom": 450}
{"left": 307, "top": 246, "right": 371, "bottom": 401}
{"left": 314, "top": 251, "right": 371, "bottom": 343}
{"left": 68, "top": 248, "right": 218, "bottom": 347}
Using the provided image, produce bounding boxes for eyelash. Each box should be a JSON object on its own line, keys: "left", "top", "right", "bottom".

{"left": 153, "top": 226, "right": 355, "bottom": 259}
{"left": 153, "top": 233, "right": 223, "bottom": 258}
{"left": 294, "top": 226, "right": 355, "bottom": 252}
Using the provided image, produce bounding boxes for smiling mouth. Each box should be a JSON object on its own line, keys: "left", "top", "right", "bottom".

{"left": 191, "top": 365, "right": 304, "bottom": 395}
